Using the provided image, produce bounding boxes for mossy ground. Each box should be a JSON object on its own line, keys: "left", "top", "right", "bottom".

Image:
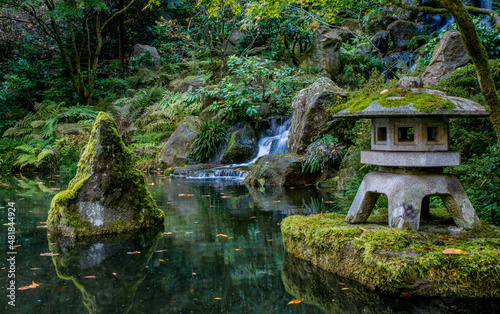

{"left": 331, "top": 88, "right": 455, "bottom": 114}
{"left": 281, "top": 208, "right": 500, "bottom": 298}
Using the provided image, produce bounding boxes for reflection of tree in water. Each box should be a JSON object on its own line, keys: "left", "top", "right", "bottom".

{"left": 282, "top": 252, "right": 500, "bottom": 313}
{"left": 48, "top": 228, "right": 162, "bottom": 313}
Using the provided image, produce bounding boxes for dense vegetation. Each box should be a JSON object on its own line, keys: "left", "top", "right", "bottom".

{"left": 1, "top": 0, "right": 499, "bottom": 224}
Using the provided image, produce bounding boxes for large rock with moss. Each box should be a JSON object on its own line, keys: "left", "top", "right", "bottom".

{"left": 299, "top": 26, "right": 342, "bottom": 77}
{"left": 220, "top": 122, "right": 258, "bottom": 164}
{"left": 243, "top": 154, "right": 318, "bottom": 187}
{"left": 288, "top": 77, "right": 347, "bottom": 154}
{"left": 387, "top": 20, "right": 418, "bottom": 49}
{"left": 47, "top": 112, "right": 164, "bottom": 238}
{"left": 422, "top": 31, "right": 471, "bottom": 86}
{"left": 282, "top": 211, "right": 500, "bottom": 298}
{"left": 159, "top": 116, "right": 200, "bottom": 167}
{"left": 170, "top": 75, "right": 206, "bottom": 93}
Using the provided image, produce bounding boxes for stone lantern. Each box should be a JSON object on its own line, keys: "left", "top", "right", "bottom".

{"left": 332, "top": 89, "right": 489, "bottom": 230}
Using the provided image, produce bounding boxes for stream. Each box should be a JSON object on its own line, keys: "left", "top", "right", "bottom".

{"left": 1, "top": 174, "right": 500, "bottom": 313}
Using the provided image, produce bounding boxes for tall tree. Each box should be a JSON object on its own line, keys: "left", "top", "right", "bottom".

{"left": 0, "top": 0, "right": 137, "bottom": 106}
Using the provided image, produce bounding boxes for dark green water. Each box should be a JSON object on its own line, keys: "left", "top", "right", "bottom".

{"left": 1, "top": 174, "right": 499, "bottom": 313}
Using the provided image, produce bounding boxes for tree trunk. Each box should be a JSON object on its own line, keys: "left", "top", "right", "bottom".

{"left": 118, "top": 0, "right": 125, "bottom": 69}
{"left": 436, "top": 0, "right": 500, "bottom": 140}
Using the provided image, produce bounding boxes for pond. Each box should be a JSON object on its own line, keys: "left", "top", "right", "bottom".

{"left": 1, "top": 173, "right": 500, "bottom": 313}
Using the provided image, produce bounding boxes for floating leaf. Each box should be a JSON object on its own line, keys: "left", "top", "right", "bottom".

{"left": 192, "top": 272, "right": 197, "bottom": 275}
{"left": 221, "top": 196, "right": 229, "bottom": 199}
{"left": 112, "top": 273, "right": 117, "bottom": 276}
{"left": 159, "top": 259, "right": 164, "bottom": 262}
{"left": 442, "top": 248, "right": 466, "bottom": 255}
{"left": 18, "top": 281, "right": 43, "bottom": 290}
{"left": 273, "top": 200, "right": 280, "bottom": 203}
{"left": 30, "top": 268, "right": 42, "bottom": 270}
{"left": 163, "top": 232, "right": 173, "bottom": 235}
{"left": 216, "top": 234, "right": 228, "bottom": 238}
{"left": 287, "top": 299, "right": 303, "bottom": 306}
{"left": 84, "top": 276, "right": 96, "bottom": 279}
{"left": 126, "top": 251, "right": 141, "bottom": 254}
{"left": 40, "top": 252, "right": 59, "bottom": 256}
{"left": 155, "top": 249, "right": 168, "bottom": 252}
{"left": 234, "top": 249, "right": 243, "bottom": 251}
{"left": 215, "top": 297, "right": 222, "bottom": 300}
{"left": 400, "top": 293, "right": 412, "bottom": 298}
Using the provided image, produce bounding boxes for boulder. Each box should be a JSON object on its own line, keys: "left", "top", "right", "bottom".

{"left": 372, "top": 31, "right": 390, "bottom": 53}
{"left": 224, "top": 30, "right": 245, "bottom": 54}
{"left": 47, "top": 112, "right": 164, "bottom": 238}
{"left": 220, "top": 122, "right": 258, "bottom": 164}
{"left": 169, "top": 75, "right": 206, "bottom": 93}
{"left": 243, "top": 154, "right": 318, "bottom": 187}
{"left": 131, "top": 44, "right": 161, "bottom": 70}
{"left": 288, "top": 77, "right": 347, "bottom": 154}
{"left": 54, "top": 123, "right": 92, "bottom": 139}
{"left": 422, "top": 31, "right": 471, "bottom": 86}
{"left": 159, "top": 116, "right": 200, "bottom": 167}
{"left": 397, "top": 76, "right": 423, "bottom": 90}
{"left": 300, "top": 26, "right": 342, "bottom": 77}
{"left": 387, "top": 20, "right": 418, "bottom": 49}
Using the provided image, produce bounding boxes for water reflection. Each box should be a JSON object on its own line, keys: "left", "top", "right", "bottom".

{"left": 48, "top": 229, "right": 162, "bottom": 313}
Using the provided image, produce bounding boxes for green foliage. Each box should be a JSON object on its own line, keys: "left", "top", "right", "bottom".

{"left": 13, "top": 138, "right": 57, "bottom": 170}
{"left": 203, "top": 56, "right": 305, "bottom": 122}
{"left": 339, "top": 42, "right": 384, "bottom": 88}
{"left": 113, "top": 85, "right": 168, "bottom": 111}
{"left": 189, "top": 119, "right": 227, "bottom": 163}
{"left": 434, "top": 59, "right": 500, "bottom": 107}
{"left": 301, "top": 134, "right": 344, "bottom": 173}
{"left": 450, "top": 145, "right": 500, "bottom": 225}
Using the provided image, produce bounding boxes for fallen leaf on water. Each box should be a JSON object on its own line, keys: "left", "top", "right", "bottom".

{"left": 234, "top": 249, "right": 243, "bottom": 251}
{"left": 270, "top": 273, "right": 275, "bottom": 276}
{"left": 228, "top": 237, "right": 234, "bottom": 239}
{"left": 126, "top": 251, "right": 141, "bottom": 255}
{"left": 442, "top": 248, "right": 467, "bottom": 255}
{"left": 186, "top": 231, "right": 193, "bottom": 234}
{"left": 36, "top": 225, "right": 48, "bottom": 228}
{"left": 221, "top": 196, "right": 229, "bottom": 199}
{"left": 341, "top": 288, "right": 349, "bottom": 290}
{"left": 273, "top": 200, "right": 280, "bottom": 203}
{"left": 112, "top": 273, "right": 116, "bottom": 276}
{"left": 40, "top": 253, "right": 59, "bottom": 256}
{"left": 178, "top": 194, "right": 186, "bottom": 196}
{"left": 268, "top": 239, "right": 273, "bottom": 241}
{"left": 14, "top": 244, "right": 21, "bottom": 247}
{"left": 400, "top": 293, "right": 412, "bottom": 298}
{"left": 159, "top": 259, "right": 164, "bottom": 262}
{"left": 287, "top": 299, "right": 303, "bottom": 306}
{"left": 30, "top": 268, "right": 42, "bottom": 270}
{"left": 255, "top": 231, "right": 261, "bottom": 234}
{"left": 18, "top": 281, "right": 43, "bottom": 290}
{"left": 84, "top": 276, "right": 96, "bottom": 279}
{"left": 215, "top": 297, "right": 222, "bottom": 300}
{"left": 155, "top": 249, "right": 168, "bottom": 252}
{"left": 163, "top": 232, "right": 173, "bottom": 235}
{"left": 216, "top": 234, "right": 228, "bottom": 238}
{"left": 250, "top": 216, "right": 256, "bottom": 219}
{"left": 324, "top": 201, "right": 333, "bottom": 203}
{"left": 192, "top": 273, "right": 197, "bottom": 275}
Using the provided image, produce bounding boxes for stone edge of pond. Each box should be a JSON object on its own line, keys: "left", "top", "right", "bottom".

{"left": 281, "top": 211, "right": 500, "bottom": 298}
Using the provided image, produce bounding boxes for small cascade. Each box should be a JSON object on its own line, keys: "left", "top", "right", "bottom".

{"left": 171, "top": 117, "right": 292, "bottom": 180}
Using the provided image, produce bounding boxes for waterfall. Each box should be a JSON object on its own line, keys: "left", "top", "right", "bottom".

{"left": 171, "top": 117, "right": 292, "bottom": 180}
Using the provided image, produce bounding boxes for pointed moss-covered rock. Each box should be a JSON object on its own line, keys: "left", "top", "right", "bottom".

{"left": 47, "top": 112, "right": 164, "bottom": 238}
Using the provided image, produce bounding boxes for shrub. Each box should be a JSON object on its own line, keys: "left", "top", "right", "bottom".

{"left": 189, "top": 119, "right": 227, "bottom": 163}
{"left": 301, "top": 134, "right": 345, "bottom": 173}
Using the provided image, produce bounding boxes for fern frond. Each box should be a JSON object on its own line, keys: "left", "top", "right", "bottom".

{"left": 3, "top": 127, "right": 32, "bottom": 137}
{"left": 41, "top": 118, "right": 58, "bottom": 138}
{"left": 37, "top": 148, "right": 55, "bottom": 163}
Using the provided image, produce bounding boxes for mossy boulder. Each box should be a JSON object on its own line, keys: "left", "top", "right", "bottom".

{"left": 387, "top": 20, "right": 418, "bottom": 49}
{"left": 55, "top": 123, "right": 92, "bottom": 139}
{"left": 299, "top": 26, "right": 342, "bottom": 77}
{"left": 159, "top": 116, "right": 200, "bottom": 167}
{"left": 282, "top": 211, "right": 500, "bottom": 298}
{"left": 169, "top": 75, "right": 206, "bottom": 93}
{"left": 288, "top": 77, "right": 347, "bottom": 154}
{"left": 243, "top": 154, "right": 318, "bottom": 187}
{"left": 47, "top": 112, "right": 164, "bottom": 238}
{"left": 220, "top": 122, "right": 258, "bottom": 164}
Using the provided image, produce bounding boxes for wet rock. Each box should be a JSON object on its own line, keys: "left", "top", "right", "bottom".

{"left": 288, "top": 77, "right": 347, "bottom": 154}
{"left": 243, "top": 154, "right": 318, "bottom": 187}
{"left": 47, "top": 112, "right": 164, "bottom": 238}
{"left": 422, "top": 31, "right": 471, "bottom": 86}
{"left": 159, "top": 115, "right": 200, "bottom": 167}
{"left": 387, "top": 20, "right": 418, "bottom": 49}
{"left": 300, "top": 26, "right": 342, "bottom": 77}
{"left": 372, "top": 31, "right": 390, "bottom": 53}
{"left": 220, "top": 122, "right": 258, "bottom": 164}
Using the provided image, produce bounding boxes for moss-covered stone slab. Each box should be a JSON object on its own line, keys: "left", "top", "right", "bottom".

{"left": 47, "top": 112, "right": 164, "bottom": 238}
{"left": 281, "top": 211, "right": 500, "bottom": 298}
{"left": 331, "top": 88, "right": 489, "bottom": 118}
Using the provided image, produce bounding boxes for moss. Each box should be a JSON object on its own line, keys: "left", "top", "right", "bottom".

{"left": 281, "top": 211, "right": 500, "bottom": 297}
{"left": 331, "top": 89, "right": 455, "bottom": 114}
{"left": 47, "top": 112, "right": 164, "bottom": 238}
